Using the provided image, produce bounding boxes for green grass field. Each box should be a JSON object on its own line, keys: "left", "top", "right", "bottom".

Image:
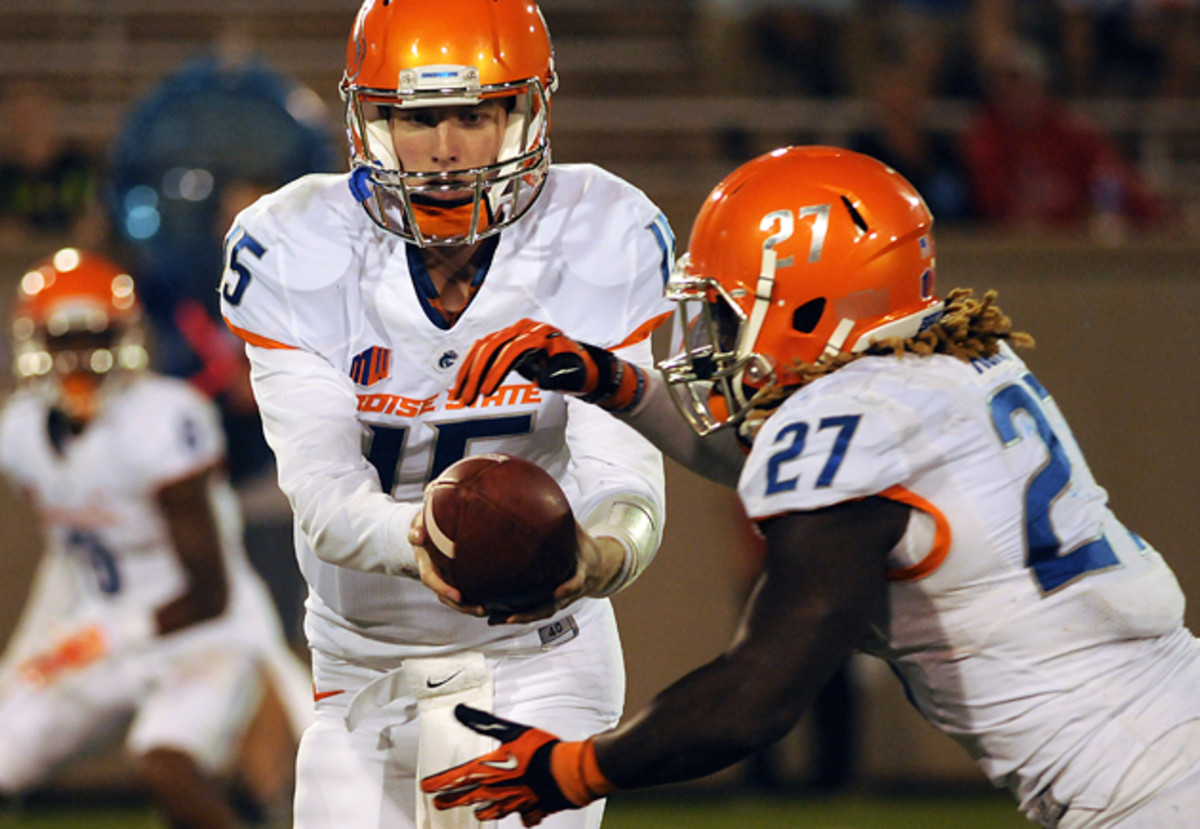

{"left": 0, "top": 790, "right": 1027, "bottom": 828}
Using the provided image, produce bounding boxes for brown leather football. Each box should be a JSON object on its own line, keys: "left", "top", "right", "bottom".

{"left": 422, "top": 453, "right": 578, "bottom": 614}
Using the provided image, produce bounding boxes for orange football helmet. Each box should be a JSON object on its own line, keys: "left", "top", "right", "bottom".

{"left": 660, "top": 146, "right": 943, "bottom": 435}
{"left": 341, "top": 0, "right": 557, "bottom": 246}
{"left": 11, "top": 249, "right": 149, "bottom": 422}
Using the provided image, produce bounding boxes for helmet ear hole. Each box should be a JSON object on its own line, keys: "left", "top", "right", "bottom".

{"left": 792, "top": 298, "right": 826, "bottom": 334}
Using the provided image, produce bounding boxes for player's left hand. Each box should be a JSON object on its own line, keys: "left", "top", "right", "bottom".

{"left": 408, "top": 509, "right": 487, "bottom": 618}
{"left": 452, "top": 319, "right": 641, "bottom": 412}
{"left": 420, "top": 705, "right": 612, "bottom": 827}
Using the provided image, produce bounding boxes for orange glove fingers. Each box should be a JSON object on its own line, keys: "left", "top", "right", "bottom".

{"left": 453, "top": 319, "right": 546, "bottom": 404}
{"left": 453, "top": 325, "right": 520, "bottom": 404}
{"left": 476, "top": 329, "right": 554, "bottom": 399}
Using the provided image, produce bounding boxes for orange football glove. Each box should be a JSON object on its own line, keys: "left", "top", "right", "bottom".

{"left": 452, "top": 319, "right": 644, "bottom": 412}
{"left": 420, "top": 704, "right": 614, "bottom": 827}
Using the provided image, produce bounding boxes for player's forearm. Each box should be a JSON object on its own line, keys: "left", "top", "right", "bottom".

{"left": 619, "top": 372, "right": 745, "bottom": 489}
{"left": 156, "top": 468, "right": 230, "bottom": 634}
{"left": 592, "top": 504, "right": 896, "bottom": 789}
{"left": 564, "top": 385, "right": 666, "bottom": 595}
{"left": 250, "top": 345, "right": 419, "bottom": 576}
{"left": 592, "top": 649, "right": 812, "bottom": 788}
{"left": 288, "top": 469, "right": 420, "bottom": 576}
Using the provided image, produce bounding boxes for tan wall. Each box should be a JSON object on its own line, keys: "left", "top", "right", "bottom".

{"left": 0, "top": 237, "right": 1196, "bottom": 789}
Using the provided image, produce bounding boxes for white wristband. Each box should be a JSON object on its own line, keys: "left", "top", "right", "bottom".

{"left": 582, "top": 493, "right": 661, "bottom": 597}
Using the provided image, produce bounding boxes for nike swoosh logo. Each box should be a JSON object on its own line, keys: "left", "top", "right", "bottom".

{"left": 426, "top": 669, "right": 463, "bottom": 689}
{"left": 469, "top": 720, "right": 511, "bottom": 734}
{"left": 480, "top": 754, "right": 520, "bottom": 771}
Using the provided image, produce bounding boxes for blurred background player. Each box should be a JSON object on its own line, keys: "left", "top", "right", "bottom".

{"left": 106, "top": 40, "right": 336, "bottom": 489}
{"left": 0, "top": 249, "right": 309, "bottom": 828}
{"left": 105, "top": 42, "right": 341, "bottom": 649}
{"left": 430, "top": 146, "right": 1200, "bottom": 828}
{"left": 217, "top": 1, "right": 672, "bottom": 827}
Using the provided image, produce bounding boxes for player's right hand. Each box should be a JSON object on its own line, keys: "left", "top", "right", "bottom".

{"left": 452, "top": 319, "right": 642, "bottom": 411}
{"left": 408, "top": 509, "right": 486, "bottom": 618}
{"left": 420, "top": 705, "right": 613, "bottom": 827}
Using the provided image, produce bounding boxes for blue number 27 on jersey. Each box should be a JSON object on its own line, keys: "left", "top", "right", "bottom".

{"left": 990, "top": 373, "right": 1120, "bottom": 592}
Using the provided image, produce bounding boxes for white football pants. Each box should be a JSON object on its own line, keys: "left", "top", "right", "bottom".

{"left": 294, "top": 601, "right": 624, "bottom": 829}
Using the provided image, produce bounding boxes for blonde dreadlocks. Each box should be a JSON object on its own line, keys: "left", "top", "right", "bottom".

{"left": 791, "top": 287, "right": 1033, "bottom": 385}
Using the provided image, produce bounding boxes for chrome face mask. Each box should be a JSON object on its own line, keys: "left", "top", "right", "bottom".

{"left": 344, "top": 78, "right": 552, "bottom": 246}
{"left": 657, "top": 268, "right": 776, "bottom": 436}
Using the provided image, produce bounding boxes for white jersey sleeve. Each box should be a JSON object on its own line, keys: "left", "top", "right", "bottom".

{"left": 560, "top": 337, "right": 665, "bottom": 559}
{"left": 126, "top": 380, "right": 227, "bottom": 487}
{"left": 219, "top": 174, "right": 367, "bottom": 351}
{"left": 563, "top": 336, "right": 665, "bottom": 517}
{"left": 738, "top": 367, "right": 921, "bottom": 520}
{"left": 247, "top": 344, "right": 418, "bottom": 576}
{"left": 529, "top": 167, "right": 672, "bottom": 578}
{"left": 533, "top": 167, "right": 674, "bottom": 349}
{"left": 0, "top": 393, "right": 41, "bottom": 493}
{"left": 221, "top": 175, "right": 419, "bottom": 577}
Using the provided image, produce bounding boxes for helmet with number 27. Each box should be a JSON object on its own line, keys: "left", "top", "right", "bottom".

{"left": 341, "top": 0, "right": 557, "bottom": 246}
{"left": 11, "top": 249, "right": 149, "bottom": 424}
{"left": 661, "top": 146, "right": 944, "bottom": 436}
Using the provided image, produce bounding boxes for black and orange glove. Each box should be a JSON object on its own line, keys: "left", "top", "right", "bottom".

{"left": 420, "top": 704, "right": 614, "bottom": 827}
{"left": 452, "top": 319, "right": 644, "bottom": 412}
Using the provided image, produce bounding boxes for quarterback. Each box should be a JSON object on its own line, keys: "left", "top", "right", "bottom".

{"left": 427, "top": 147, "right": 1200, "bottom": 829}
{"left": 0, "top": 249, "right": 306, "bottom": 827}
{"left": 218, "top": 1, "right": 671, "bottom": 827}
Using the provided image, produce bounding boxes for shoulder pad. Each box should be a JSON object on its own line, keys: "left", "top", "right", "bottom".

{"left": 230, "top": 173, "right": 371, "bottom": 293}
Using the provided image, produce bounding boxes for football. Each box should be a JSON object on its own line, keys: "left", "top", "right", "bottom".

{"left": 422, "top": 453, "right": 578, "bottom": 614}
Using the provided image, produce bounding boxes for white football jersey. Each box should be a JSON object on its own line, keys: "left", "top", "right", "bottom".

{"left": 219, "top": 164, "right": 673, "bottom": 660}
{"left": 739, "top": 343, "right": 1199, "bottom": 819}
{"left": 0, "top": 375, "right": 269, "bottom": 650}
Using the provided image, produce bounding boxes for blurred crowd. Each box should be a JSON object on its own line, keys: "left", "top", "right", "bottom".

{"left": 695, "top": 0, "right": 1199, "bottom": 101}
{"left": 3, "top": 1, "right": 1198, "bottom": 259}
{"left": 694, "top": 0, "right": 1198, "bottom": 235}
